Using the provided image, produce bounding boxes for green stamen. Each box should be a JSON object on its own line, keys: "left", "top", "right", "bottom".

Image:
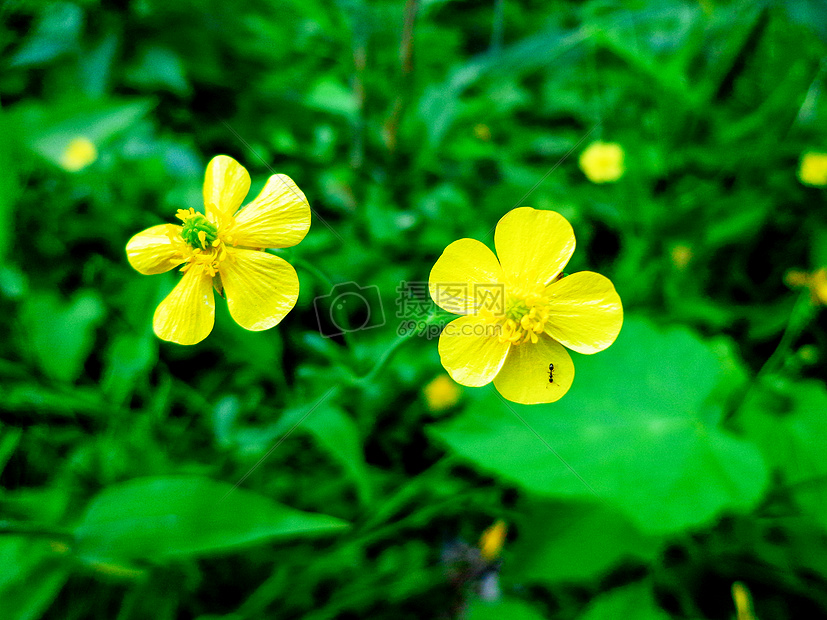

{"left": 181, "top": 214, "right": 219, "bottom": 249}
{"left": 506, "top": 297, "right": 529, "bottom": 322}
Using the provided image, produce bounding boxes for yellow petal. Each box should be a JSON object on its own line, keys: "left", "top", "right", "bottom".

{"left": 203, "top": 155, "right": 251, "bottom": 219}
{"left": 219, "top": 248, "right": 299, "bottom": 331}
{"left": 230, "top": 174, "right": 311, "bottom": 249}
{"left": 126, "top": 224, "right": 185, "bottom": 275}
{"left": 429, "top": 239, "right": 505, "bottom": 315}
{"left": 153, "top": 265, "right": 215, "bottom": 345}
{"left": 544, "top": 271, "right": 623, "bottom": 354}
{"left": 437, "top": 315, "right": 510, "bottom": 387}
{"left": 494, "top": 207, "right": 575, "bottom": 287}
{"left": 493, "top": 334, "right": 574, "bottom": 404}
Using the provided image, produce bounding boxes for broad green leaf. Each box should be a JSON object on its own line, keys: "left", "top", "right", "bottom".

{"left": 302, "top": 404, "right": 373, "bottom": 506}
{"left": 737, "top": 378, "right": 827, "bottom": 530}
{"left": 0, "top": 424, "right": 23, "bottom": 476}
{"left": 74, "top": 476, "right": 348, "bottom": 563}
{"left": 19, "top": 290, "right": 106, "bottom": 383}
{"left": 125, "top": 46, "right": 190, "bottom": 95}
{"left": 738, "top": 378, "right": 827, "bottom": 484}
{"left": 467, "top": 597, "right": 549, "bottom": 620}
{"left": 9, "top": 3, "right": 82, "bottom": 67}
{"left": 0, "top": 538, "right": 70, "bottom": 620}
{"left": 101, "top": 332, "right": 157, "bottom": 407}
{"left": 511, "top": 501, "right": 660, "bottom": 584}
{"left": 578, "top": 581, "right": 671, "bottom": 620}
{"left": 305, "top": 78, "right": 359, "bottom": 121}
{"left": 430, "top": 318, "right": 767, "bottom": 535}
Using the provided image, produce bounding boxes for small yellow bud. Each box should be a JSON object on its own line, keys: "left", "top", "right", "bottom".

{"left": 785, "top": 268, "right": 827, "bottom": 305}
{"left": 474, "top": 124, "right": 492, "bottom": 141}
{"left": 59, "top": 137, "right": 98, "bottom": 172}
{"left": 671, "top": 244, "right": 693, "bottom": 270}
{"left": 799, "top": 152, "right": 827, "bottom": 186}
{"left": 732, "top": 582, "right": 755, "bottom": 620}
{"left": 49, "top": 540, "right": 70, "bottom": 555}
{"left": 479, "top": 519, "right": 507, "bottom": 561}
{"left": 579, "top": 141, "right": 625, "bottom": 183}
{"left": 798, "top": 344, "right": 819, "bottom": 364}
{"left": 423, "top": 374, "right": 461, "bottom": 412}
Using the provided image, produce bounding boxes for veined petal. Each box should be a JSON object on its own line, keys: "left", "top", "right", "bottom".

{"left": 494, "top": 207, "right": 575, "bottom": 287}
{"left": 153, "top": 265, "right": 215, "bottom": 345}
{"left": 203, "top": 155, "right": 251, "bottom": 220}
{"left": 544, "top": 271, "right": 623, "bottom": 354}
{"left": 438, "top": 315, "right": 510, "bottom": 387}
{"left": 429, "top": 239, "right": 505, "bottom": 315}
{"left": 126, "top": 224, "right": 185, "bottom": 275}
{"left": 493, "top": 334, "right": 574, "bottom": 404}
{"left": 219, "top": 248, "right": 299, "bottom": 331}
{"left": 230, "top": 174, "right": 311, "bottom": 249}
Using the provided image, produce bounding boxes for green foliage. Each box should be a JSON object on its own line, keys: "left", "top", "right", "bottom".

{"left": 431, "top": 319, "right": 767, "bottom": 534}
{"left": 73, "top": 476, "right": 348, "bottom": 564}
{"left": 2, "top": 0, "right": 827, "bottom": 618}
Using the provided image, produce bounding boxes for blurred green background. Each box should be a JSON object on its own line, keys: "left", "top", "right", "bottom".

{"left": 2, "top": 0, "right": 827, "bottom": 618}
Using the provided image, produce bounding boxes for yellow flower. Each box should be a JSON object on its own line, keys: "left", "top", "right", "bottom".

{"left": 126, "top": 155, "right": 311, "bottom": 345}
{"left": 799, "top": 152, "right": 827, "bottom": 186}
{"left": 60, "top": 137, "right": 97, "bottom": 172}
{"left": 423, "top": 374, "right": 462, "bottom": 412}
{"left": 579, "top": 141, "right": 625, "bottom": 183}
{"left": 785, "top": 267, "right": 827, "bottom": 305}
{"left": 479, "top": 519, "right": 507, "bottom": 561}
{"left": 429, "top": 207, "right": 622, "bottom": 405}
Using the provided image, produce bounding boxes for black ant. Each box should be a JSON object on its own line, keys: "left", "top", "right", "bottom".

{"left": 547, "top": 363, "right": 554, "bottom": 384}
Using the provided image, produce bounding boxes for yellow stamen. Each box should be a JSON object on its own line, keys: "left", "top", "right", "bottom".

{"left": 498, "top": 286, "right": 550, "bottom": 345}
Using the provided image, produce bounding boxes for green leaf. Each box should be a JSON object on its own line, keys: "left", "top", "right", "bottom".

{"left": 430, "top": 318, "right": 767, "bottom": 535}
{"left": 0, "top": 424, "right": 23, "bottom": 476}
{"left": 0, "top": 103, "right": 19, "bottom": 263}
{"left": 305, "top": 78, "right": 359, "bottom": 121}
{"left": 738, "top": 378, "right": 827, "bottom": 485}
{"left": 125, "top": 46, "right": 190, "bottom": 95}
{"left": 302, "top": 404, "right": 373, "bottom": 506}
{"left": 467, "top": 597, "right": 549, "bottom": 620}
{"left": 578, "top": 581, "right": 671, "bottom": 620}
{"left": 101, "top": 332, "right": 157, "bottom": 407}
{"left": 20, "top": 290, "right": 106, "bottom": 383}
{"left": 0, "top": 538, "right": 69, "bottom": 620}
{"left": 511, "top": 501, "right": 660, "bottom": 584}
{"left": 737, "top": 378, "right": 827, "bottom": 530}
{"left": 10, "top": 3, "right": 82, "bottom": 67}
{"left": 73, "top": 476, "right": 349, "bottom": 563}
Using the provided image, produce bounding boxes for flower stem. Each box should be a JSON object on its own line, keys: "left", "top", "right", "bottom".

{"left": 730, "top": 290, "right": 816, "bottom": 419}
{"left": 349, "top": 313, "right": 445, "bottom": 387}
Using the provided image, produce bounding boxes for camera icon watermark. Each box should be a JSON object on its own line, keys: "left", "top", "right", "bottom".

{"left": 313, "top": 282, "right": 386, "bottom": 338}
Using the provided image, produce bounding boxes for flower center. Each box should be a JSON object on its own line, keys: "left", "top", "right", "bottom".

{"left": 178, "top": 209, "right": 219, "bottom": 250}
{"left": 172, "top": 208, "right": 231, "bottom": 278}
{"left": 499, "top": 290, "right": 549, "bottom": 345}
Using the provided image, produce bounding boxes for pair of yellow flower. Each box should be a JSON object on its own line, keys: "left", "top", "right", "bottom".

{"left": 127, "top": 156, "right": 622, "bottom": 404}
